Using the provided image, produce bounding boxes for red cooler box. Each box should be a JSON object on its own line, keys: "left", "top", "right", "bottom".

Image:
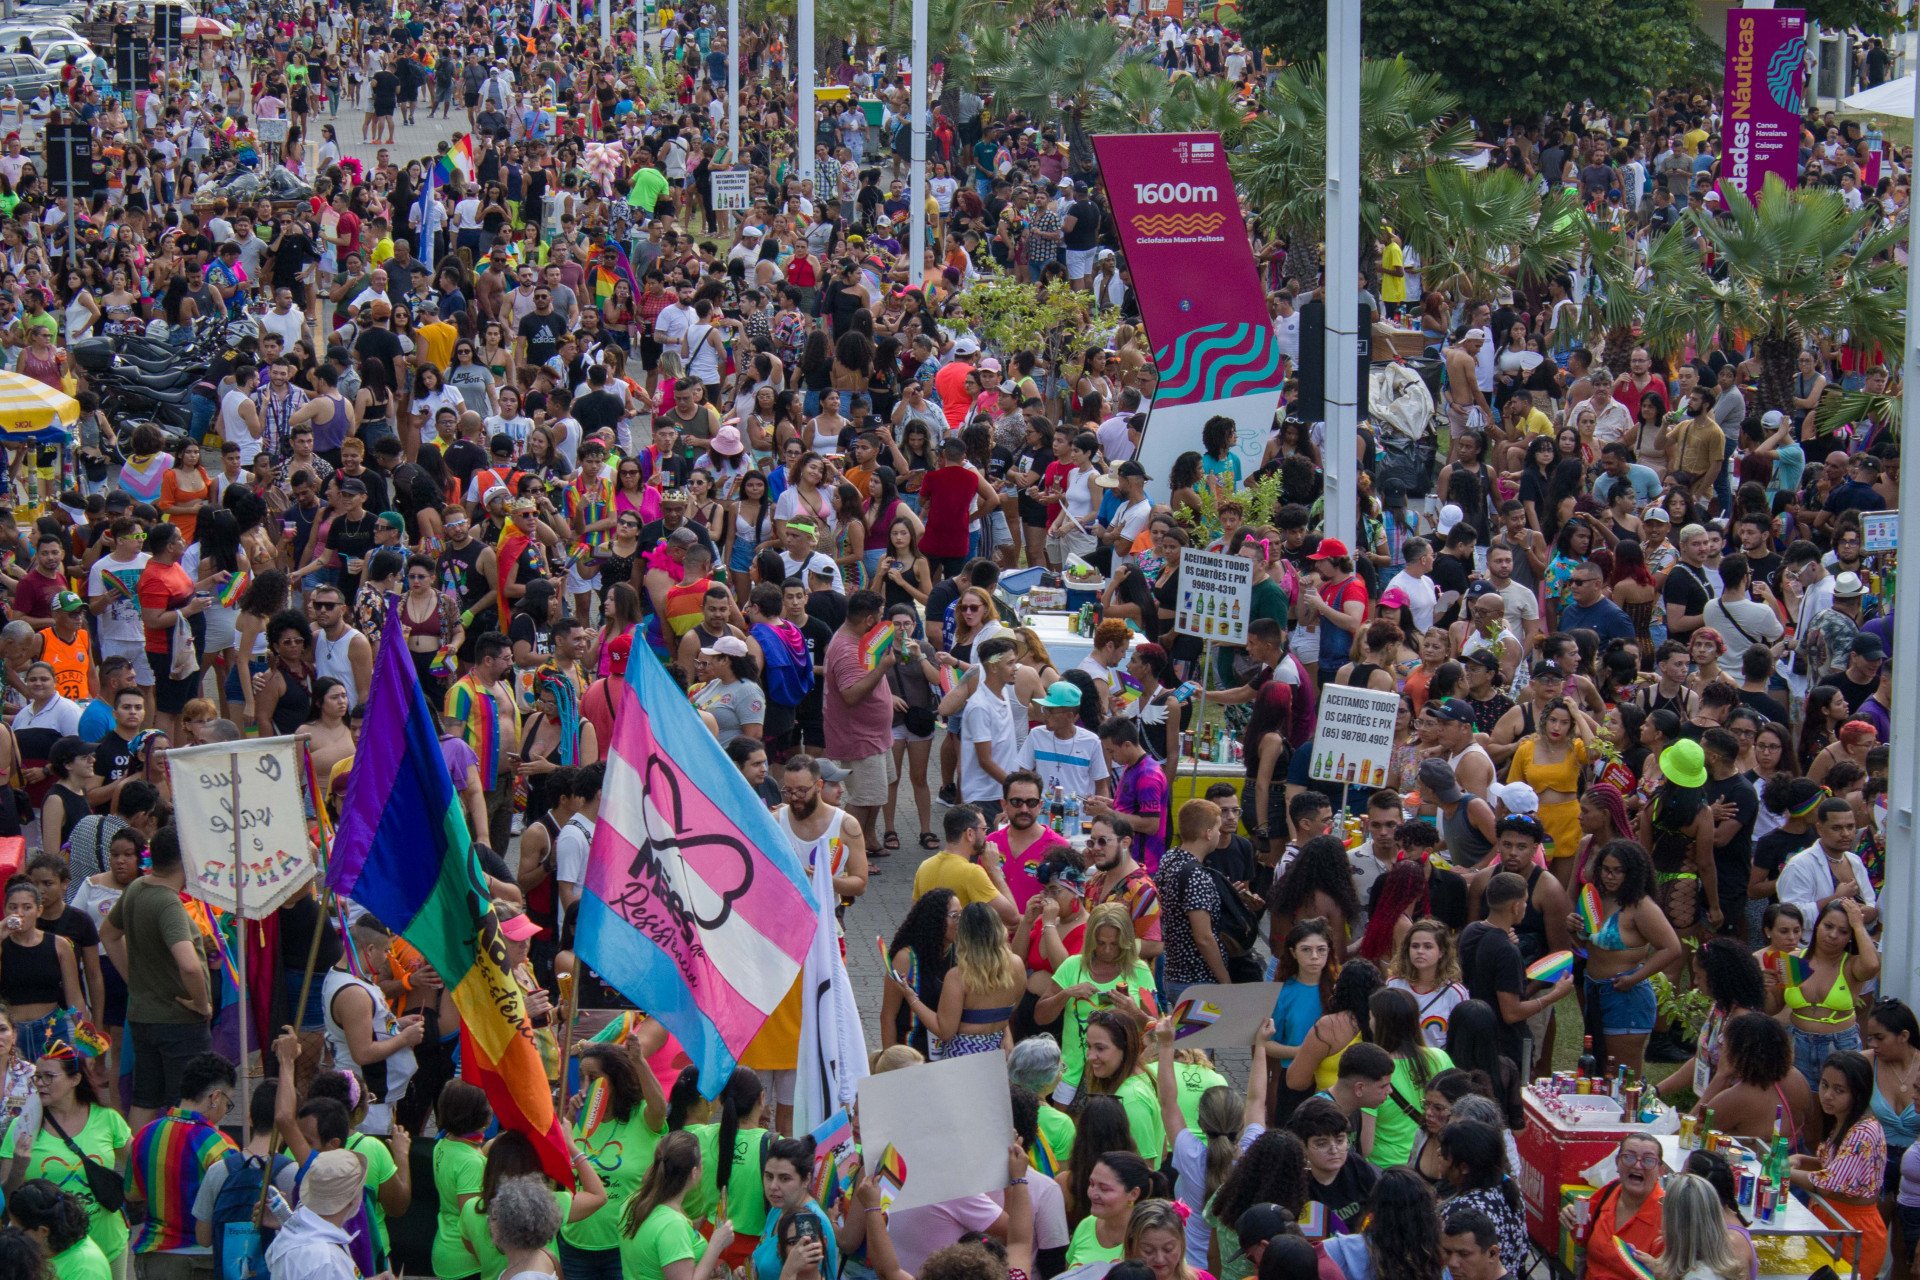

{"left": 1514, "top": 1087, "right": 1636, "bottom": 1252}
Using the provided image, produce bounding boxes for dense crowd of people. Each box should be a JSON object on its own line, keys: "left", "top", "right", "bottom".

{"left": 0, "top": 1, "right": 1895, "bottom": 1280}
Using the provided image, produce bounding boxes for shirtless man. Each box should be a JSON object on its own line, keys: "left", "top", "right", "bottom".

{"left": 1444, "top": 328, "right": 1491, "bottom": 463}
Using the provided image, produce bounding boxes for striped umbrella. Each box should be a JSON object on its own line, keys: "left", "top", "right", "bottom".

{"left": 0, "top": 372, "right": 78, "bottom": 445}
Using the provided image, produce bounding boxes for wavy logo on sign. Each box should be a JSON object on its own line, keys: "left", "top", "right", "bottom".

{"left": 1767, "top": 36, "right": 1806, "bottom": 111}
{"left": 1153, "top": 322, "right": 1285, "bottom": 408}
{"left": 1131, "top": 212, "right": 1227, "bottom": 237}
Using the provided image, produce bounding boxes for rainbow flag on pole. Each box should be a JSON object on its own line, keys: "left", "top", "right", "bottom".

{"left": 330, "top": 601, "right": 575, "bottom": 1186}
{"left": 576, "top": 641, "right": 818, "bottom": 1095}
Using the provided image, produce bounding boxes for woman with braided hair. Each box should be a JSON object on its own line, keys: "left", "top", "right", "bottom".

{"left": 518, "top": 664, "right": 598, "bottom": 829}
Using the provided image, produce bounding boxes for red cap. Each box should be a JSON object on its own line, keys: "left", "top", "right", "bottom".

{"left": 1308, "top": 539, "right": 1350, "bottom": 560}
{"left": 608, "top": 631, "right": 634, "bottom": 669}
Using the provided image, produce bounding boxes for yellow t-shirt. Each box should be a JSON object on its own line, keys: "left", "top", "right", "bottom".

{"left": 911, "top": 850, "right": 1000, "bottom": 906}
{"left": 1379, "top": 241, "right": 1406, "bottom": 303}
{"left": 370, "top": 235, "right": 396, "bottom": 268}
{"left": 1519, "top": 408, "right": 1555, "bottom": 436}
{"left": 418, "top": 320, "right": 458, "bottom": 371}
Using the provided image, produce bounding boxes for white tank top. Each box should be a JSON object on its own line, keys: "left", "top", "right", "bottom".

{"left": 321, "top": 968, "right": 417, "bottom": 1135}
{"left": 220, "top": 388, "right": 260, "bottom": 465}
{"left": 312, "top": 626, "right": 361, "bottom": 708}
{"left": 777, "top": 807, "right": 847, "bottom": 938}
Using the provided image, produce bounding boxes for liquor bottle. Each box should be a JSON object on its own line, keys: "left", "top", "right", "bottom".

{"left": 1577, "top": 1036, "right": 1598, "bottom": 1078}
{"left": 1198, "top": 730, "right": 1213, "bottom": 763}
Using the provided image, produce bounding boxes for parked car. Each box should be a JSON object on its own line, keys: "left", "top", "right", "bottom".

{"left": 35, "top": 37, "right": 98, "bottom": 71}
{"left": 0, "top": 51, "right": 56, "bottom": 96}
{"left": 0, "top": 23, "right": 81, "bottom": 51}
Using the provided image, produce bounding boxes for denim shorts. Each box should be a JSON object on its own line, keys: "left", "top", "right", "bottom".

{"left": 1585, "top": 974, "right": 1658, "bottom": 1035}
{"left": 1794, "top": 1023, "right": 1864, "bottom": 1087}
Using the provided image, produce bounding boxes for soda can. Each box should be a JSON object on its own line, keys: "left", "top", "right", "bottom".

{"left": 1573, "top": 1192, "right": 1592, "bottom": 1230}
{"left": 1577, "top": 1077, "right": 1592, "bottom": 1095}
{"left": 1758, "top": 1182, "right": 1776, "bottom": 1223}
{"left": 1736, "top": 1169, "right": 1756, "bottom": 1209}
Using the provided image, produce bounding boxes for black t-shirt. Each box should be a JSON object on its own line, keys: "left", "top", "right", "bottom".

{"left": 925, "top": 577, "right": 966, "bottom": 637}
{"left": 1063, "top": 201, "right": 1101, "bottom": 251}
{"left": 177, "top": 232, "right": 214, "bottom": 267}
{"left": 1663, "top": 563, "right": 1713, "bottom": 643}
{"left": 1831, "top": 673, "right": 1876, "bottom": 714}
{"left": 1370, "top": 863, "right": 1469, "bottom": 932}
{"left": 807, "top": 589, "right": 847, "bottom": 633}
{"left": 1458, "top": 920, "right": 1525, "bottom": 1064}
{"left": 270, "top": 231, "right": 319, "bottom": 289}
{"left": 444, "top": 439, "right": 488, "bottom": 492}
{"left": 1738, "top": 687, "right": 1790, "bottom": 725}
{"left": 275, "top": 894, "right": 345, "bottom": 972}
{"left": 1210, "top": 834, "right": 1256, "bottom": 887}
{"left": 518, "top": 310, "right": 566, "bottom": 367}
{"left": 41, "top": 902, "right": 98, "bottom": 954}
{"left": 574, "top": 389, "right": 624, "bottom": 437}
{"left": 1432, "top": 552, "right": 1472, "bottom": 628}
{"left": 794, "top": 614, "right": 834, "bottom": 734}
{"left": 1753, "top": 826, "right": 1809, "bottom": 885}
{"left": 507, "top": 611, "right": 553, "bottom": 663}
{"left": 371, "top": 68, "right": 400, "bottom": 108}
{"left": 1013, "top": 444, "right": 1056, "bottom": 526}
{"left": 92, "top": 730, "right": 138, "bottom": 787}
{"left": 327, "top": 512, "right": 380, "bottom": 598}
{"left": 1703, "top": 772, "right": 1759, "bottom": 914}
{"left": 1305, "top": 1152, "right": 1379, "bottom": 1233}
{"left": 1746, "top": 550, "right": 1785, "bottom": 596}
{"left": 353, "top": 325, "right": 404, "bottom": 379}
{"left": 635, "top": 519, "right": 714, "bottom": 563}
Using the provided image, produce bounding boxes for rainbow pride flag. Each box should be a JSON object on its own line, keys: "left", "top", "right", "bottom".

{"left": 216, "top": 572, "right": 251, "bottom": 607}
{"left": 1576, "top": 884, "right": 1603, "bottom": 934}
{"left": 576, "top": 641, "right": 817, "bottom": 1094}
{"left": 861, "top": 621, "right": 897, "bottom": 670}
{"left": 1771, "top": 951, "right": 1813, "bottom": 985}
{"left": 331, "top": 601, "right": 574, "bottom": 1187}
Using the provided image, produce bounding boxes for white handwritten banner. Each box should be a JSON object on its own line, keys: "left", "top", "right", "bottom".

{"left": 167, "top": 737, "right": 315, "bottom": 919}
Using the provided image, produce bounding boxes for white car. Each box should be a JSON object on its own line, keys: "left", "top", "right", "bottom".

{"left": 0, "top": 24, "right": 81, "bottom": 52}
{"left": 35, "top": 37, "right": 98, "bottom": 70}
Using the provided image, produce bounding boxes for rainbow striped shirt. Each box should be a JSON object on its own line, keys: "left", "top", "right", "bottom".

{"left": 128, "top": 1107, "right": 237, "bottom": 1253}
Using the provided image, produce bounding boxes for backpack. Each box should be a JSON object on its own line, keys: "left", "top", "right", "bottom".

{"left": 1176, "top": 856, "right": 1261, "bottom": 960}
{"left": 752, "top": 619, "right": 814, "bottom": 707}
{"left": 210, "top": 1150, "right": 294, "bottom": 1280}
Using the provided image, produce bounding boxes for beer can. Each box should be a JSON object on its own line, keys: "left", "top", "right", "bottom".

{"left": 1678, "top": 1114, "right": 1697, "bottom": 1148}
{"left": 1736, "top": 1169, "right": 1756, "bottom": 1209}
{"left": 1622, "top": 1085, "right": 1641, "bottom": 1117}
{"left": 1702, "top": 1131, "right": 1718, "bottom": 1154}
{"left": 1577, "top": 1076, "right": 1592, "bottom": 1095}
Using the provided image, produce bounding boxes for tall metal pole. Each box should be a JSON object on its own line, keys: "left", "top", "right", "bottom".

{"left": 601, "top": 0, "right": 611, "bottom": 53}
{"left": 1322, "top": 0, "right": 1360, "bottom": 548}
{"left": 231, "top": 752, "right": 249, "bottom": 1146}
{"left": 1882, "top": 61, "right": 1920, "bottom": 1005}
{"left": 797, "top": 0, "right": 814, "bottom": 183}
{"left": 907, "top": 0, "right": 927, "bottom": 285}
{"left": 727, "top": 0, "right": 740, "bottom": 164}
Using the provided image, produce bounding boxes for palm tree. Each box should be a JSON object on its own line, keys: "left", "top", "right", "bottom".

{"left": 1639, "top": 174, "right": 1906, "bottom": 412}
{"left": 1087, "top": 56, "right": 1178, "bottom": 134}
{"left": 1232, "top": 55, "right": 1474, "bottom": 289}
{"left": 882, "top": 0, "right": 996, "bottom": 122}
{"left": 988, "top": 18, "right": 1128, "bottom": 172}
{"left": 1409, "top": 168, "right": 1587, "bottom": 304}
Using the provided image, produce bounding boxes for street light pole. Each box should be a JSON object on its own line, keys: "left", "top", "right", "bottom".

{"left": 1323, "top": 0, "right": 1361, "bottom": 549}
{"left": 727, "top": 0, "right": 740, "bottom": 164}
{"left": 1883, "top": 59, "right": 1920, "bottom": 1004}
{"left": 798, "top": 0, "right": 815, "bottom": 183}
{"left": 908, "top": 0, "right": 927, "bottom": 285}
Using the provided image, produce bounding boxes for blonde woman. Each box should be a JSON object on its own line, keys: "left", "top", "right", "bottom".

{"left": 888, "top": 900, "right": 1025, "bottom": 1059}
{"left": 1034, "top": 902, "right": 1159, "bottom": 1105}
{"left": 1652, "top": 1172, "right": 1747, "bottom": 1280}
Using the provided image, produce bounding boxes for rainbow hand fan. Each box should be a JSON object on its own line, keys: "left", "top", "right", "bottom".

{"left": 580, "top": 1077, "right": 611, "bottom": 1135}
{"left": 1772, "top": 952, "right": 1813, "bottom": 985}
{"left": 1618, "top": 1243, "right": 1660, "bottom": 1280}
{"left": 861, "top": 620, "right": 898, "bottom": 670}
{"left": 429, "top": 646, "right": 458, "bottom": 678}
{"left": 216, "top": 572, "right": 251, "bottom": 607}
{"left": 874, "top": 1143, "right": 908, "bottom": 1192}
{"left": 1170, "top": 995, "right": 1223, "bottom": 1038}
{"left": 1577, "top": 884, "right": 1604, "bottom": 934}
{"left": 1526, "top": 950, "right": 1575, "bottom": 983}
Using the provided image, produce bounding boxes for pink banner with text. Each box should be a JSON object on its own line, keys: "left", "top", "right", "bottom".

{"left": 1722, "top": 8, "right": 1806, "bottom": 198}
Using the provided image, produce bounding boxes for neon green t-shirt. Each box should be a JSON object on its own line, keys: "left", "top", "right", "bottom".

{"left": 347, "top": 1132, "right": 400, "bottom": 1259}
{"left": 24, "top": 1105, "right": 131, "bottom": 1261}
{"left": 1052, "top": 954, "right": 1158, "bottom": 1095}
{"left": 1367, "top": 1047, "right": 1453, "bottom": 1167}
{"left": 1169, "top": 1059, "right": 1231, "bottom": 1135}
{"left": 1067, "top": 1214, "right": 1125, "bottom": 1265}
{"left": 686, "top": 1122, "right": 768, "bottom": 1229}
{"left": 431, "top": 1138, "right": 487, "bottom": 1278}
{"left": 1116, "top": 1069, "right": 1166, "bottom": 1161}
{"left": 49, "top": 1239, "right": 111, "bottom": 1280}
{"left": 562, "top": 1105, "right": 665, "bottom": 1252}
{"left": 460, "top": 1189, "right": 573, "bottom": 1280}
{"left": 621, "top": 1203, "right": 706, "bottom": 1276}
{"left": 1034, "top": 1103, "right": 1075, "bottom": 1171}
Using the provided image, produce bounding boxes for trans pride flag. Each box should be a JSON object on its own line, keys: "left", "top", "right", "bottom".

{"left": 577, "top": 643, "right": 818, "bottom": 1095}
{"left": 329, "top": 602, "right": 574, "bottom": 1185}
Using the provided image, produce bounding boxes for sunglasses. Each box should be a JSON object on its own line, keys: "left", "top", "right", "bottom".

{"left": 1005, "top": 796, "right": 1041, "bottom": 809}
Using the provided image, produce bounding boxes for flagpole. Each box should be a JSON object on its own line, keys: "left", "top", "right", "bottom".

{"left": 908, "top": 0, "right": 926, "bottom": 286}
{"left": 726, "top": 0, "right": 739, "bottom": 172}
{"left": 797, "top": 0, "right": 814, "bottom": 184}
{"left": 231, "top": 752, "right": 249, "bottom": 1146}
